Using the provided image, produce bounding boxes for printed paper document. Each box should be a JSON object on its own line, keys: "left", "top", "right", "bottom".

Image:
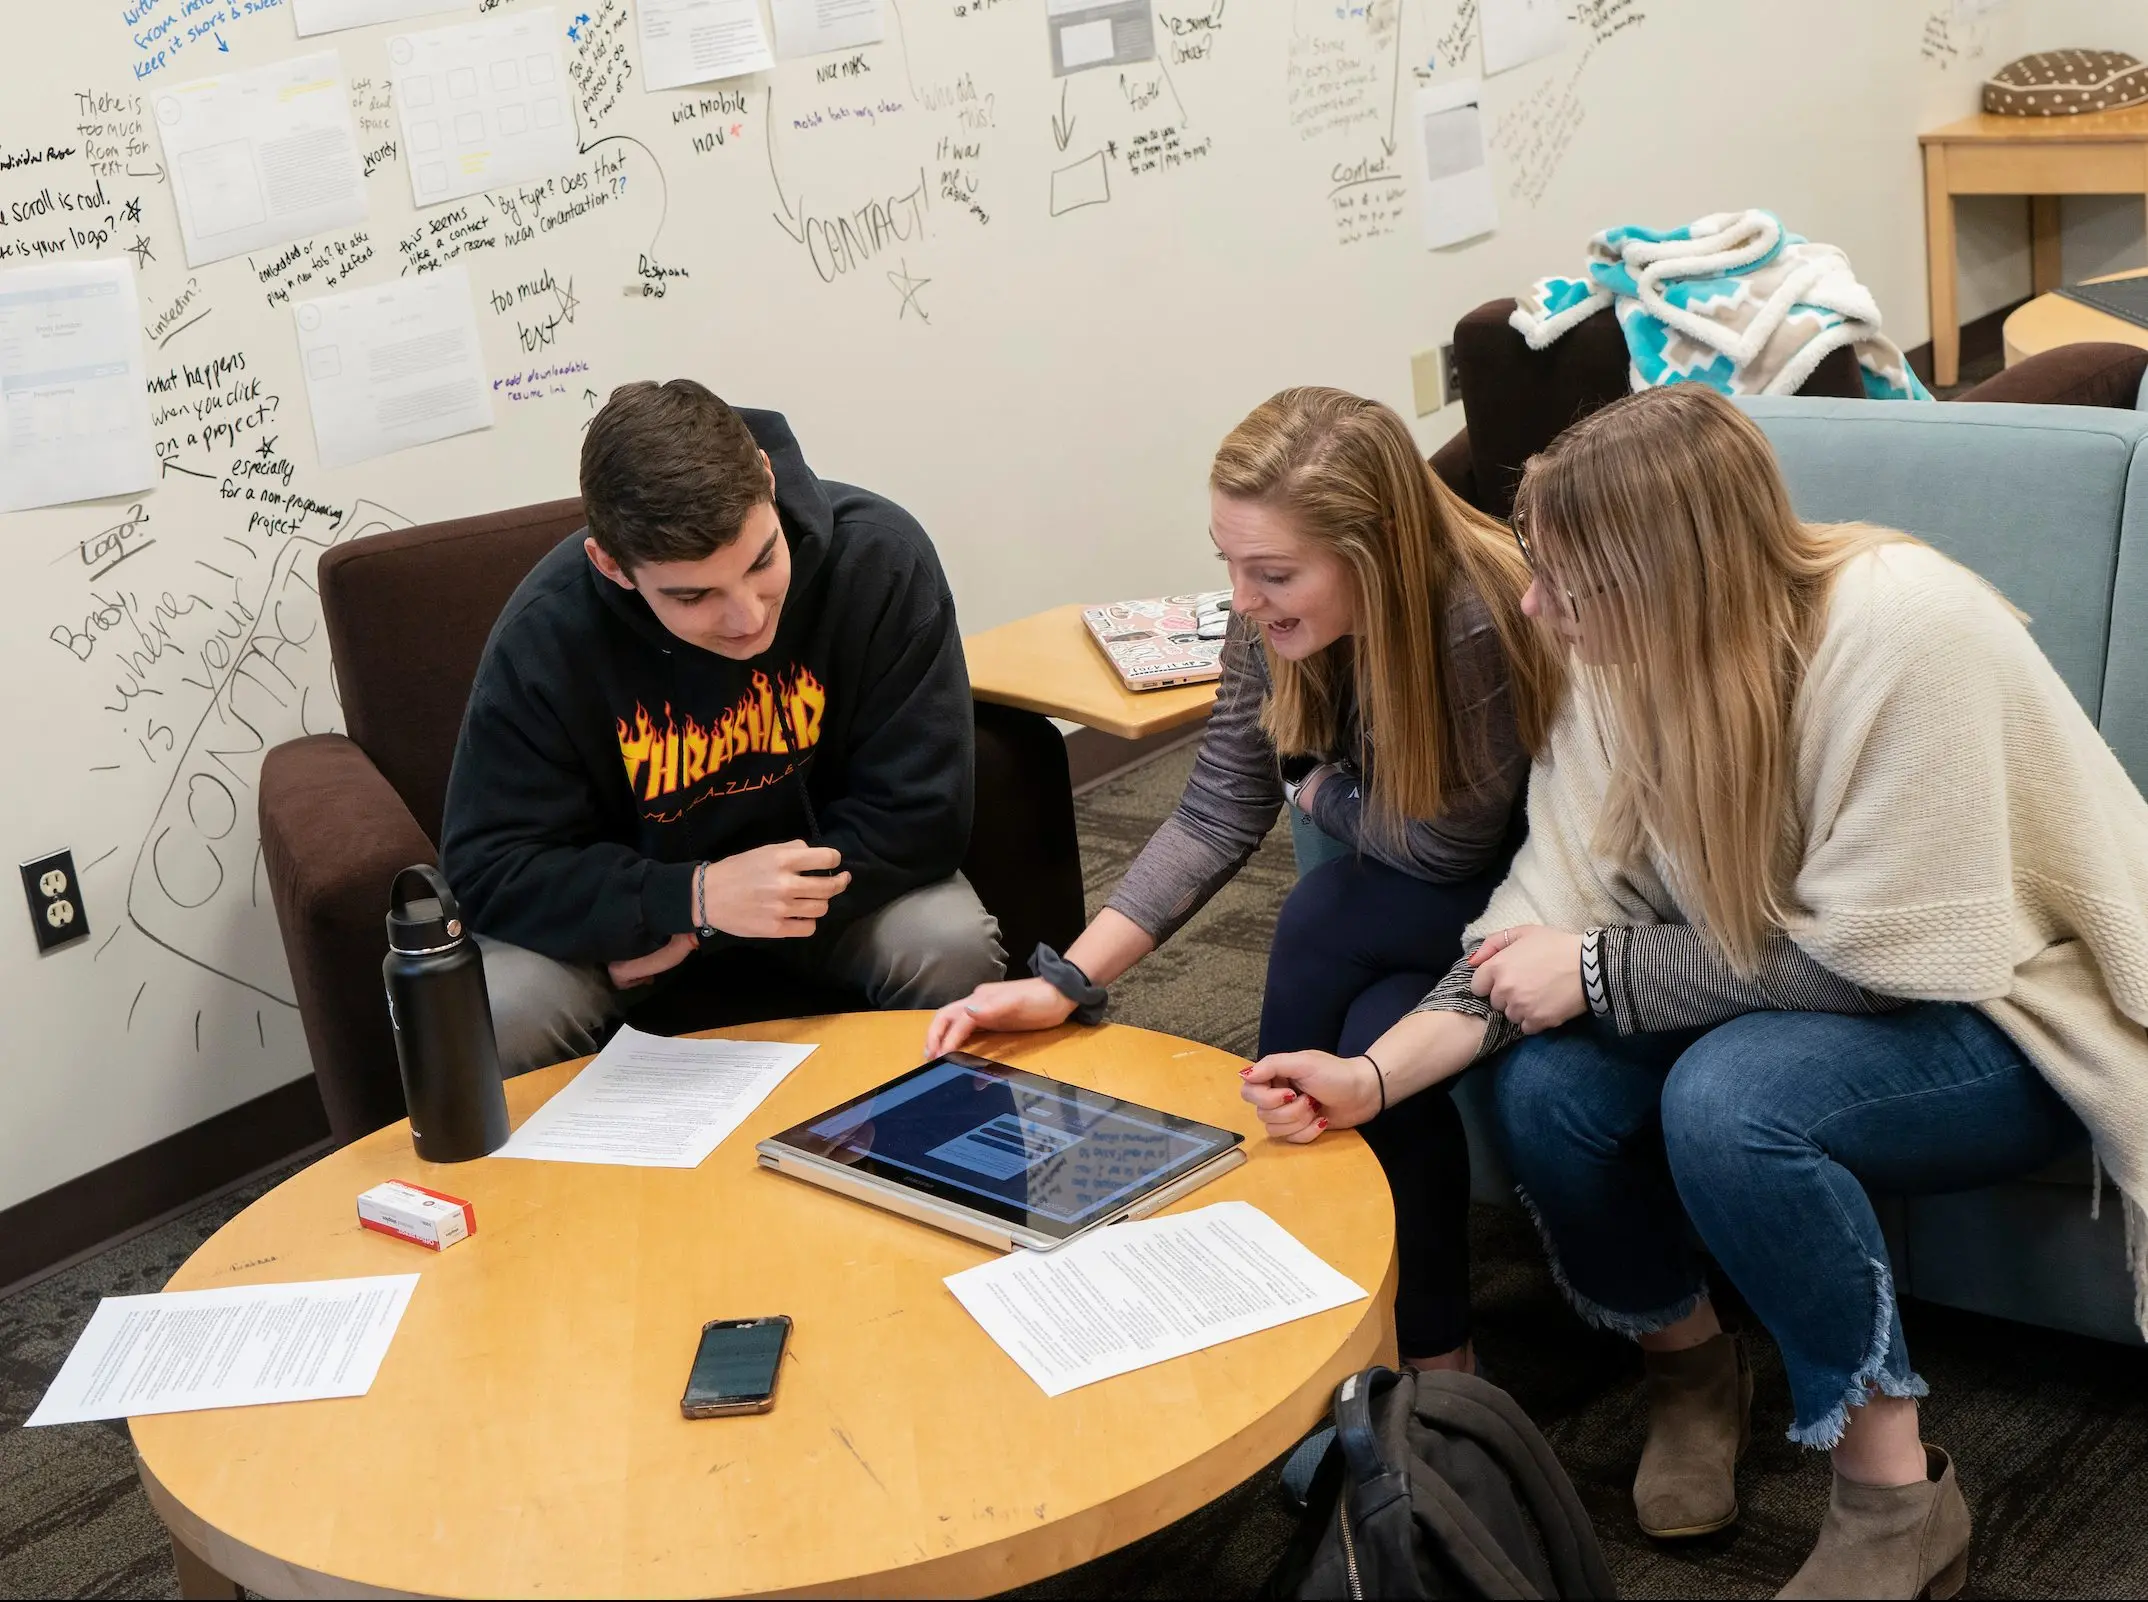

{"left": 294, "top": 0, "right": 463, "bottom": 38}
{"left": 638, "top": 0, "right": 776, "bottom": 92}
{"left": 389, "top": 9, "right": 579, "bottom": 207}
{"left": 294, "top": 267, "right": 493, "bottom": 469}
{"left": 0, "top": 259, "right": 155, "bottom": 514}
{"left": 27, "top": 1275, "right": 418, "bottom": 1426}
{"left": 1415, "top": 78, "right": 1497, "bottom": 249}
{"left": 497, "top": 1026, "right": 817, "bottom": 1168}
{"left": 944, "top": 1200, "right": 1368, "bottom": 1396}
{"left": 1477, "top": 0, "right": 1567, "bottom": 75}
{"left": 771, "top": 0, "right": 885, "bottom": 61}
{"left": 154, "top": 53, "right": 368, "bottom": 269}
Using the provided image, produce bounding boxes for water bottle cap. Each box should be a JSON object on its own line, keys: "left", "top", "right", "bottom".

{"left": 387, "top": 865, "right": 468, "bottom": 953}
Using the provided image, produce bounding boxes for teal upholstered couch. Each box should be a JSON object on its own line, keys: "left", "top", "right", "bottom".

{"left": 1292, "top": 395, "right": 2148, "bottom": 1346}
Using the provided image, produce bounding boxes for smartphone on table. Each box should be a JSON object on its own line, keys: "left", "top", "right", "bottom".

{"left": 680, "top": 1315, "right": 791, "bottom": 1418}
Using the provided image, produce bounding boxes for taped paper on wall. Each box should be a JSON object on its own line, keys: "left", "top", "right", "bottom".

{"left": 1046, "top": 0, "right": 1154, "bottom": 76}
{"left": 154, "top": 53, "right": 368, "bottom": 270}
{"left": 0, "top": 259, "right": 156, "bottom": 515}
{"left": 637, "top": 0, "right": 777, "bottom": 91}
{"left": 389, "top": 9, "right": 579, "bottom": 208}
{"left": 1415, "top": 78, "right": 1496, "bottom": 249}
{"left": 1478, "top": 0, "right": 1567, "bottom": 76}
{"left": 293, "top": 0, "right": 463, "bottom": 36}
{"left": 293, "top": 267, "right": 494, "bottom": 470}
{"left": 771, "top": 0, "right": 884, "bottom": 61}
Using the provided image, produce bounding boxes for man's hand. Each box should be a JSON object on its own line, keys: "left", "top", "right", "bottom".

{"left": 924, "top": 979, "right": 1077, "bottom": 1058}
{"left": 1239, "top": 1051, "right": 1382, "bottom": 1142}
{"left": 703, "top": 841, "right": 851, "bottom": 940}
{"left": 1469, "top": 925, "right": 1586, "bottom": 1034}
{"left": 608, "top": 931, "right": 698, "bottom": 990}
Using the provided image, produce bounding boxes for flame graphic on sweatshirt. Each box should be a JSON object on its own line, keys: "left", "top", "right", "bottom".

{"left": 616, "top": 667, "right": 827, "bottom": 803}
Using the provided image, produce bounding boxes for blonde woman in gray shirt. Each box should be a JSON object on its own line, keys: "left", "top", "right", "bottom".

{"left": 926, "top": 386, "right": 1561, "bottom": 1372}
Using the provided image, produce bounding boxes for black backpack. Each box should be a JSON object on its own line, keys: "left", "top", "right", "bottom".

{"left": 1265, "top": 1367, "right": 1617, "bottom": 1600}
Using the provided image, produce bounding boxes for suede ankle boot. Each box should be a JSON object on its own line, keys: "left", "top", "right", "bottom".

{"left": 1633, "top": 1332, "right": 1752, "bottom": 1538}
{"left": 1777, "top": 1446, "right": 1970, "bottom": 1601}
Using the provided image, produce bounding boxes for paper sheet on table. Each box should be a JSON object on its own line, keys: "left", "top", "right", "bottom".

{"left": 1477, "top": 0, "right": 1567, "bottom": 75}
{"left": 638, "top": 0, "right": 776, "bottom": 92}
{"left": 944, "top": 1200, "right": 1368, "bottom": 1397}
{"left": 771, "top": 0, "right": 884, "bottom": 61}
{"left": 294, "top": 0, "right": 463, "bottom": 38}
{"left": 389, "top": 9, "right": 579, "bottom": 208}
{"left": 497, "top": 1026, "right": 817, "bottom": 1168}
{"left": 0, "top": 259, "right": 156, "bottom": 514}
{"left": 1415, "top": 78, "right": 1496, "bottom": 250}
{"left": 154, "top": 53, "right": 367, "bottom": 270}
{"left": 27, "top": 1275, "right": 418, "bottom": 1426}
{"left": 293, "top": 267, "right": 492, "bottom": 469}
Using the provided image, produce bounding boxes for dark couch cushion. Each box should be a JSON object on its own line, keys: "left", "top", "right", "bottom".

{"left": 1452, "top": 298, "right": 1862, "bottom": 518}
{"left": 322, "top": 499, "right": 587, "bottom": 844}
{"left": 1956, "top": 341, "right": 2148, "bottom": 408}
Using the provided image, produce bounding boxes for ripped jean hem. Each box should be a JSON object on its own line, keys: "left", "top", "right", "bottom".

{"left": 1516, "top": 1185, "right": 1708, "bottom": 1340}
{"left": 1784, "top": 1255, "right": 1931, "bottom": 1450}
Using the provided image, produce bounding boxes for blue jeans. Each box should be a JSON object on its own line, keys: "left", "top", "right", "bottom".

{"left": 1261, "top": 851, "right": 1509, "bottom": 1357}
{"left": 1494, "top": 1003, "right": 2083, "bottom": 1447}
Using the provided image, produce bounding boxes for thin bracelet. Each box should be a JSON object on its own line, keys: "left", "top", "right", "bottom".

{"left": 693, "top": 861, "right": 711, "bottom": 937}
{"left": 1362, "top": 1052, "right": 1387, "bottom": 1116}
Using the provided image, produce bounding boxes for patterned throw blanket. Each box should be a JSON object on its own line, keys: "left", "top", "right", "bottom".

{"left": 1511, "top": 210, "right": 1931, "bottom": 401}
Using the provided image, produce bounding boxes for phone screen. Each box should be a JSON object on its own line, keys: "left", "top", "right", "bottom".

{"left": 685, "top": 1317, "right": 789, "bottom": 1408}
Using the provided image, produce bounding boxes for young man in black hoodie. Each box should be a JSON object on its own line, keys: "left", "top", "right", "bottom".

{"left": 441, "top": 379, "right": 1004, "bottom": 1073}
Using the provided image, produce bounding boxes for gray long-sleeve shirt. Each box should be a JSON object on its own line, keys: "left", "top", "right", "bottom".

{"left": 1104, "top": 588, "right": 1527, "bottom": 944}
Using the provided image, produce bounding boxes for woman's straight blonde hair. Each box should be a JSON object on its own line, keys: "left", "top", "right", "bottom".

{"left": 1211, "top": 387, "right": 1563, "bottom": 843}
{"left": 1511, "top": 384, "right": 1910, "bottom": 974}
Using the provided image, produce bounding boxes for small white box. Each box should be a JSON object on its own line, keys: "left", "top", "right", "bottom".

{"left": 358, "top": 1180, "right": 475, "bottom": 1251}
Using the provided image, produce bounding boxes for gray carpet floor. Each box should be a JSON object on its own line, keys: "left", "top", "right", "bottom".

{"left": 7, "top": 742, "right": 2148, "bottom": 1599}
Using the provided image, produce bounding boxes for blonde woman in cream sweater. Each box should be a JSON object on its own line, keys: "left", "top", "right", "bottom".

{"left": 1239, "top": 385, "right": 2148, "bottom": 1600}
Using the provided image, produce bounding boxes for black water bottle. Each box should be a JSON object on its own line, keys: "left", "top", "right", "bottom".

{"left": 383, "top": 865, "right": 509, "bottom": 1162}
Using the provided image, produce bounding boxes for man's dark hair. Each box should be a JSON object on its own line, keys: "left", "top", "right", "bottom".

{"left": 580, "top": 379, "right": 769, "bottom": 569}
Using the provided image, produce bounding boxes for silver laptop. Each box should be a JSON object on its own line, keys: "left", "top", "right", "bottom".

{"left": 756, "top": 1051, "right": 1248, "bottom": 1252}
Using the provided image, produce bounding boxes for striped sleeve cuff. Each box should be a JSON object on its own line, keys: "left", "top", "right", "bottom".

{"left": 1408, "top": 952, "right": 1521, "bottom": 1062}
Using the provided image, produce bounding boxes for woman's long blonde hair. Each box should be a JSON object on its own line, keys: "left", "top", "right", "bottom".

{"left": 1512, "top": 385, "right": 1909, "bottom": 974}
{"left": 1211, "top": 387, "right": 1563, "bottom": 842}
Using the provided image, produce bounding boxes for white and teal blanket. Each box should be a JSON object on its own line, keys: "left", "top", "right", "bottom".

{"left": 1512, "top": 210, "right": 1931, "bottom": 401}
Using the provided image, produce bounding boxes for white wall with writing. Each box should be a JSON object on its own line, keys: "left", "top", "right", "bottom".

{"left": 0, "top": 0, "right": 2064, "bottom": 1208}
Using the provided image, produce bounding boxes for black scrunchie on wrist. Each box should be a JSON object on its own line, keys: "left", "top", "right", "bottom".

{"left": 1030, "top": 942, "right": 1108, "bottom": 1025}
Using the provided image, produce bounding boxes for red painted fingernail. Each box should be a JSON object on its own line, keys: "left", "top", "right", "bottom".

{"left": 1239, "top": 1067, "right": 1252, "bottom": 1077}
{"left": 1283, "top": 1090, "right": 1297, "bottom": 1101}
{"left": 1317, "top": 1118, "right": 1329, "bottom": 1130}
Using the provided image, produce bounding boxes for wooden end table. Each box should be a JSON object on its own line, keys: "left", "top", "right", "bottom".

{"left": 1919, "top": 106, "right": 2148, "bottom": 388}
{"left": 133, "top": 1013, "right": 1397, "bottom": 1599}
{"left": 965, "top": 603, "right": 1217, "bottom": 743}
{"left": 2002, "top": 265, "right": 2148, "bottom": 367}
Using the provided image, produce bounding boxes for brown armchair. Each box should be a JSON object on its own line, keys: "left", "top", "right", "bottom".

{"left": 260, "top": 501, "right": 1084, "bottom": 1144}
{"left": 1430, "top": 297, "right": 2148, "bottom": 517}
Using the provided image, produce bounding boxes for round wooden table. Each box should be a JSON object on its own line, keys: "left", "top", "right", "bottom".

{"left": 2003, "top": 266, "right": 2148, "bottom": 367}
{"left": 134, "top": 1014, "right": 1398, "bottom": 1599}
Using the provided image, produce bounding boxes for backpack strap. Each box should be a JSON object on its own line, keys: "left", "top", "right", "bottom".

{"left": 1335, "top": 1368, "right": 1540, "bottom": 1601}
{"left": 1411, "top": 1372, "right": 1618, "bottom": 1600}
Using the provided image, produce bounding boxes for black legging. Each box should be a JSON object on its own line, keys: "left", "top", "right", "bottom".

{"left": 1257, "top": 850, "right": 1505, "bottom": 1358}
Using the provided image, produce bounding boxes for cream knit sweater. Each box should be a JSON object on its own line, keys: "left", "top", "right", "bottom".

{"left": 1467, "top": 542, "right": 2148, "bottom": 1331}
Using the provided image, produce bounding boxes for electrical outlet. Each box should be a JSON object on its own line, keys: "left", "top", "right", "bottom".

{"left": 1440, "top": 343, "right": 1462, "bottom": 407}
{"left": 1409, "top": 348, "right": 1445, "bottom": 418}
{"left": 20, "top": 849, "right": 88, "bottom": 953}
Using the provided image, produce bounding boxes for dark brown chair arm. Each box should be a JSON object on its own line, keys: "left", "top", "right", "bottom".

{"left": 1429, "top": 428, "right": 1481, "bottom": 511}
{"left": 259, "top": 734, "right": 436, "bottom": 1145}
{"left": 1954, "top": 342, "right": 2148, "bottom": 409}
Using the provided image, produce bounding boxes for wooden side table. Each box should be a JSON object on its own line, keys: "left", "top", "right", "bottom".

{"left": 2002, "top": 266, "right": 2148, "bottom": 366}
{"left": 133, "top": 1013, "right": 1397, "bottom": 1599}
{"left": 1919, "top": 107, "right": 2148, "bottom": 387}
{"left": 965, "top": 603, "right": 1217, "bottom": 743}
